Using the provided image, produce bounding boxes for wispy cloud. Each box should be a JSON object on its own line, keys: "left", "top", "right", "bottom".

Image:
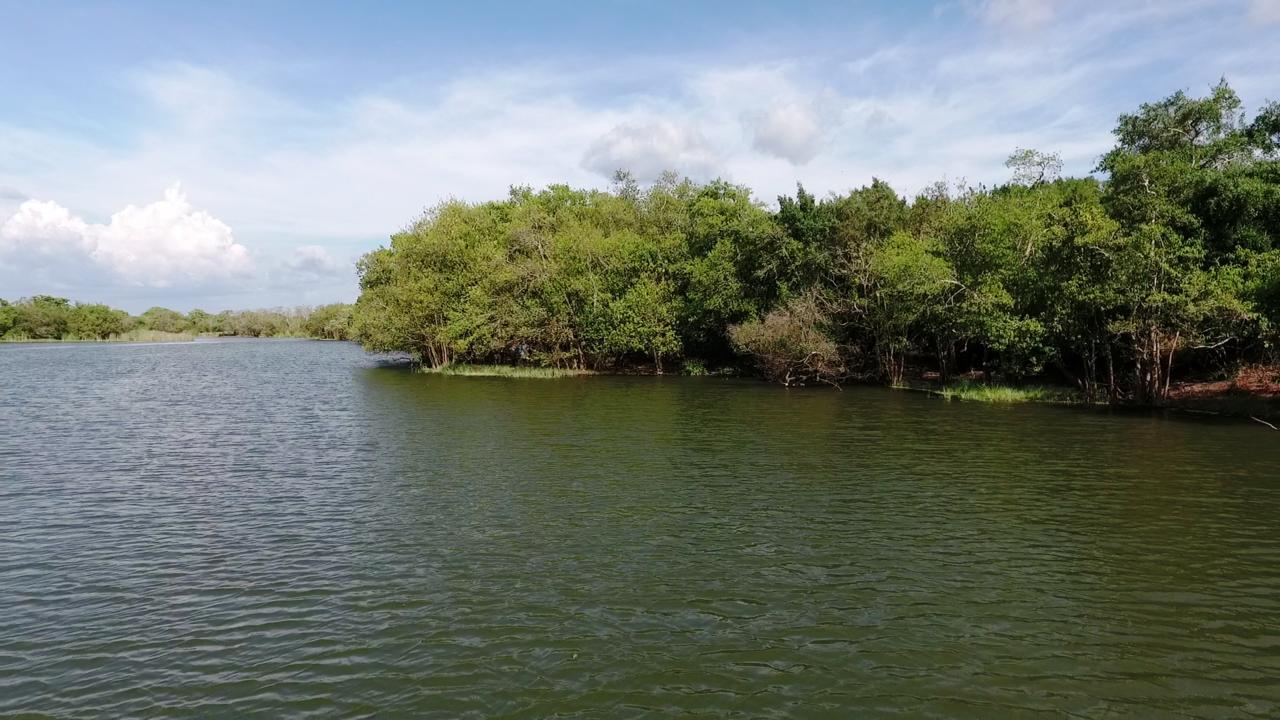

{"left": 976, "top": 0, "right": 1055, "bottom": 30}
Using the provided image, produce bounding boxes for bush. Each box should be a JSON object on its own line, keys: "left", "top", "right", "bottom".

{"left": 729, "top": 294, "right": 845, "bottom": 386}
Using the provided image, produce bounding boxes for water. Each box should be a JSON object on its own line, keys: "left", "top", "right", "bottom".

{"left": 2, "top": 339, "right": 1278, "bottom": 718}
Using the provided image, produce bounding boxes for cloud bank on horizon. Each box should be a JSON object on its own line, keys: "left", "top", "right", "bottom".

{"left": 0, "top": 0, "right": 1275, "bottom": 311}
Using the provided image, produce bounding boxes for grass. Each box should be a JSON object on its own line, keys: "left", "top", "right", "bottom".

{"left": 419, "top": 363, "right": 594, "bottom": 378}
{"left": 932, "top": 379, "right": 1082, "bottom": 404}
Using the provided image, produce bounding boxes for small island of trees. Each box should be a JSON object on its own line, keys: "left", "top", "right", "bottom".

{"left": 347, "top": 82, "right": 1280, "bottom": 407}
{"left": 7, "top": 82, "right": 1277, "bottom": 413}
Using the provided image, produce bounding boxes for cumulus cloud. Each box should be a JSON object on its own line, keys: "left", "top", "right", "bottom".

{"left": 749, "top": 102, "right": 826, "bottom": 164}
{"left": 0, "top": 186, "right": 252, "bottom": 288}
{"left": 581, "top": 120, "right": 720, "bottom": 181}
{"left": 978, "top": 0, "right": 1055, "bottom": 30}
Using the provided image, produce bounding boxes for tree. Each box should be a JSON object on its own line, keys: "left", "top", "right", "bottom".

{"left": 139, "top": 307, "right": 188, "bottom": 333}
{"left": 1006, "top": 148, "right": 1063, "bottom": 186}
{"left": 854, "top": 232, "right": 957, "bottom": 383}
{"left": 14, "top": 296, "right": 72, "bottom": 339}
{"left": 303, "top": 304, "right": 353, "bottom": 340}
{"left": 0, "top": 300, "right": 16, "bottom": 338}
{"left": 730, "top": 292, "right": 844, "bottom": 386}
{"left": 605, "top": 277, "right": 681, "bottom": 372}
{"left": 186, "top": 309, "right": 215, "bottom": 334}
{"left": 67, "top": 303, "right": 128, "bottom": 339}
{"left": 1095, "top": 80, "right": 1279, "bottom": 401}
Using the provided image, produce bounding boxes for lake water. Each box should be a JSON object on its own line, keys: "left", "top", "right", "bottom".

{"left": 2, "top": 339, "right": 1278, "bottom": 718}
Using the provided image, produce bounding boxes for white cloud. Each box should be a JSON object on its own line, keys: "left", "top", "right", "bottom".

{"left": 0, "top": 185, "right": 252, "bottom": 288}
{"left": 1250, "top": 0, "right": 1280, "bottom": 23}
{"left": 581, "top": 120, "right": 720, "bottom": 181}
{"left": 750, "top": 102, "right": 826, "bottom": 164}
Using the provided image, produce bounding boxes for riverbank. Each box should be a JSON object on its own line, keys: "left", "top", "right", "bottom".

{"left": 419, "top": 363, "right": 594, "bottom": 378}
{"left": 1167, "top": 366, "right": 1280, "bottom": 423}
{"left": 0, "top": 331, "right": 335, "bottom": 344}
{"left": 0, "top": 330, "right": 200, "bottom": 343}
{"left": 924, "top": 378, "right": 1279, "bottom": 422}
{"left": 415, "top": 361, "right": 1280, "bottom": 422}
{"left": 912, "top": 379, "right": 1085, "bottom": 404}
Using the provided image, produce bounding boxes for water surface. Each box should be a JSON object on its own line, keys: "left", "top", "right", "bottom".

{"left": 2, "top": 339, "right": 1278, "bottom": 718}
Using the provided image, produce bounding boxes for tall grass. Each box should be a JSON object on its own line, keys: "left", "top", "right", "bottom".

{"left": 419, "top": 363, "right": 594, "bottom": 378}
{"left": 934, "top": 379, "right": 1081, "bottom": 404}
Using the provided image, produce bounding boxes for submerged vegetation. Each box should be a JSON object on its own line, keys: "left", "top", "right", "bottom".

{"left": 0, "top": 296, "right": 354, "bottom": 342}
{"left": 350, "top": 82, "right": 1280, "bottom": 406}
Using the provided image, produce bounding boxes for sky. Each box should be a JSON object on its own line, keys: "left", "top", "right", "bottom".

{"left": 0, "top": 0, "right": 1277, "bottom": 312}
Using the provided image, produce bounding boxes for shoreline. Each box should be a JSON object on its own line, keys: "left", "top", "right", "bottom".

{"left": 412, "top": 362, "right": 1280, "bottom": 422}
{"left": 0, "top": 332, "right": 322, "bottom": 345}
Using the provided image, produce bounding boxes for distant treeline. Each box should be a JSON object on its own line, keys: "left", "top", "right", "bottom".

{"left": 350, "top": 81, "right": 1280, "bottom": 404}
{"left": 0, "top": 297, "right": 353, "bottom": 342}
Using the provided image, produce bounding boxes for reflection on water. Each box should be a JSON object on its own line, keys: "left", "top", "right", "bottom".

{"left": 2, "top": 339, "right": 1277, "bottom": 717}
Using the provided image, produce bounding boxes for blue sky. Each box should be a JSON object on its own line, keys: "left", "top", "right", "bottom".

{"left": 1, "top": 0, "right": 1277, "bottom": 312}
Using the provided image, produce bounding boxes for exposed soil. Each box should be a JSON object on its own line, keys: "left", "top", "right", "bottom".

{"left": 1167, "top": 365, "right": 1280, "bottom": 422}
{"left": 1170, "top": 365, "right": 1280, "bottom": 398}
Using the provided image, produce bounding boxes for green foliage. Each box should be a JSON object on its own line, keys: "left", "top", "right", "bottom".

{"left": 1088, "top": 80, "right": 1280, "bottom": 401}
{"left": 1, "top": 296, "right": 157, "bottom": 340}
{"left": 858, "top": 231, "right": 956, "bottom": 383}
{"left": 186, "top": 309, "right": 216, "bottom": 334}
{"left": 1, "top": 298, "right": 356, "bottom": 343}
{"left": 139, "top": 307, "right": 187, "bottom": 333}
{"left": 0, "top": 299, "right": 17, "bottom": 337}
{"left": 15, "top": 295, "right": 72, "bottom": 339}
{"left": 303, "top": 303, "right": 354, "bottom": 340}
{"left": 604, "top": 277, "right": 681, "bottom": 371}
{"left": 66, "top": 303, "right": 130, "bottom": 339}
{"left": 351, "top": 181, "right": 775, "bottom": 371}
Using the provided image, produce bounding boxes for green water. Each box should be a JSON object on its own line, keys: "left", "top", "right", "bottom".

{"left": 2, "top": 339, "right": 1278, "bottom": 718}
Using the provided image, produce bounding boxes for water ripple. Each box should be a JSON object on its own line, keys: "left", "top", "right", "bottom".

{"left": 1, "top": 339, "right": 1278, "bottom": 717}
